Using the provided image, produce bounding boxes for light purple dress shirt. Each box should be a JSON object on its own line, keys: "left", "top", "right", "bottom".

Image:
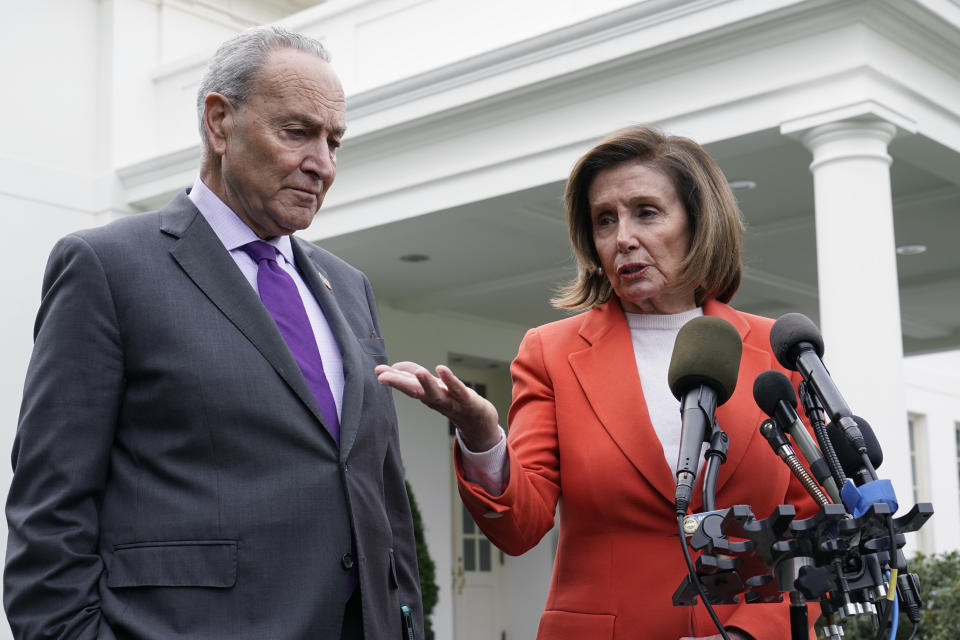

{"left": 188, "top": 176, "right": 344, "bottom": 421}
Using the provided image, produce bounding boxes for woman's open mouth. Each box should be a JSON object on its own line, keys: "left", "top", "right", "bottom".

{"left": 617, "top": 263, "right": 648, "bottom": 278}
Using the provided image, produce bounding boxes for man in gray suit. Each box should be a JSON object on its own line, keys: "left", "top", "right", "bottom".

{"left": 4, "top": 26, "right": 423, "bottom": 640}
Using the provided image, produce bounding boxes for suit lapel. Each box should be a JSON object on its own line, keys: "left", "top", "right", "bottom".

{"left": 161, "top": 197, "right": 331, "bottom": 436}
{"left": 569, "top": 299, "right": 679, "bottom": 506}
{"left": 291, "top": 238, "right": 364, "bottom": 460}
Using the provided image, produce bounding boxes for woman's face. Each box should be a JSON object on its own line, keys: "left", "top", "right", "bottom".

{"left": 588, "top": 160, "right": 695, "bottom": 314}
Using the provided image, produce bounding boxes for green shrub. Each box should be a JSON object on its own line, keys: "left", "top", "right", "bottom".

{"left": 813, "top": 551, "right": 960, "bottom": 639}
{"left": 406, "top": 480, "right": 439, "bottom": 639}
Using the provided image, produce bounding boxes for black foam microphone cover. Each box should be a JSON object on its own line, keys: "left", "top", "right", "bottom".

{"left": 753, "top": 370, "right": 798, "bottom": 417}
{"left": 770, "top": 312, "right": 825, "bottom": 371}
{"left": 668, "top": 316, "right": 742, "bottom": 405}
{"left": 827, "top": 415, "right": 883, "bottom": 474}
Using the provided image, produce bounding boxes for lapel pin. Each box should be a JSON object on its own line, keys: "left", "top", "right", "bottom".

{"left": 319, "top": 273, "right": 333, "bottom": 290}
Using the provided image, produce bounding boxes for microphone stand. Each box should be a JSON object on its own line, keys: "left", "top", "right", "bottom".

{"left": 788, "top": 590, "right": 809, "bottom": 640}
{"left": 672, "top": 500, "right": 935, "bottom": 640}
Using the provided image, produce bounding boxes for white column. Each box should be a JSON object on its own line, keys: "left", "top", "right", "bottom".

{"left": 797, "top": 118, "right": 914, "bottom": 508}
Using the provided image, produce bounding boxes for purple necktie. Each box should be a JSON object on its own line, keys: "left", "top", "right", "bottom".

{"left": 241, "top": 240, "right": 340, "bottom": 442}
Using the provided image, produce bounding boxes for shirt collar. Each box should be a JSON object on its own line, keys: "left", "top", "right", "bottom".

{"left": 188, "top": 176, "right": 296, "bottom": 264}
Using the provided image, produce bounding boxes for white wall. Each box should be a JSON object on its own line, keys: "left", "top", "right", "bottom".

{"left": 375, "top": 303, "right": 559, "bottom": 639}
{"left": 282, "top": 0, "right": 641, "bottom": 96}
{"left": 904, "top": 350, "right": 960, "bottom": 554}
{"left": 376, "top": 303, "right": 528, "bottom": 639}
{"left": 1, "top": 1, "right": 104, "bottom": 173}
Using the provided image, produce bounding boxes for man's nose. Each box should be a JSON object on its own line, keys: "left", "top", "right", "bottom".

{"left": 301, "top": 142, "right": 336, "bottom": 182}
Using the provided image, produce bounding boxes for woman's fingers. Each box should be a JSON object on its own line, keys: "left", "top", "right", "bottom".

{"left": 434, "top": 365, "right": 471, "bottom": 400}
{"left": 377, "top": 362, "right": 501, "bottom": 448}
{"left": 375, "top": 362, "right": 431, "bottom": 398}
{"left": 414, "top": 367, "right": 451, "bottom": 403}
{"left": 435, "top": 365, "right": 501, "bottom": 447}
{"left": 376, "top": 362, "right": 453, "bottom": 411}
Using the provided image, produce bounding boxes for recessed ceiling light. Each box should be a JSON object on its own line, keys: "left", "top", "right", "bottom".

{"left": 728, "top": 179, "right": 757, "bottom": 191}
{"left": 399, "top": 253, "right": 430, "bottom": 263}
{"left": 896, "top": 244, "right": 927, "bottom": 256}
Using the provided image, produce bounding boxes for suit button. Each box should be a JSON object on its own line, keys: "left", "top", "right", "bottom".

{"left": 341, "top": 553, "right": 355, "bottom": 570}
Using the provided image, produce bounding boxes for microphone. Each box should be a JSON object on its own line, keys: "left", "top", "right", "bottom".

{"left": 668, "top": 316, "right": 742, "bottom": 515}
{"left": 770, "top": 313, "right": 869, "bottom": 464}
{"left": 758, "top": 419, "right": 831, "bottom": 506}
{"left": 753, "top": 370, "right": 840, "bottom": 503}
{"left": 827, "top": 416, "right": 883, "bottom": 486}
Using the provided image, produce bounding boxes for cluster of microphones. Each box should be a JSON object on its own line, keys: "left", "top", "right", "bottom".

{"left": 667, "top": 313, "right": 932, "bottom": 640}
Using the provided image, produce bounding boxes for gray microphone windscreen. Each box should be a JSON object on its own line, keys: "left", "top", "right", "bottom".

{"left": 668, "top": 316, "right": 742, "bottom": 405}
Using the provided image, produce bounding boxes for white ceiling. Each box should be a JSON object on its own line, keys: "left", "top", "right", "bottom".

{"left": 318, "top": 127, "right": 960, "bottom": 356}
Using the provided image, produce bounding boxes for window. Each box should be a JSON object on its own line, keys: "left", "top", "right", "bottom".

{"left": 908, "top": 413, "right": 933, "bottom": 552}
{"left": 908, "top": 414, "right": 931, "bottom": 505}
{"left": 461, "top": 505, "right": 493, "bottom": 573}
{"left": 908, "top": 416, "right": 920, "bottom": 505}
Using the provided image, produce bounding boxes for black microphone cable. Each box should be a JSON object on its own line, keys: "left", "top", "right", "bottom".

{"left": 701, "top": 425, "right": 729, "bottom": 513}
{"left": 676, "top": 514, "right": 731, "bottom": 640}
{"left": 898, "top": 571, "right": 922, "bottom": 639}
{"left": 799, "top": 381, "right": 847, "bottom": 492}
{"left": 873, "top": 515, "right": 900, "bottom": 640}
{"left": 860, "top": 451, "right": 879, "bottom": 483}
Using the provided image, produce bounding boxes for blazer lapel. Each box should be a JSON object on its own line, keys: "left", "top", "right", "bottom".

{"left": 291, "top": 238, "right": 364, "bottom": 460}
{"left": 567, "top": 298, "right": 773, "bottom": 512}
{"left": 161, "top": 197, "right": 331, "bottom": 435}
{"left": 569, "top": 299, "right": 679, "bottom": 506}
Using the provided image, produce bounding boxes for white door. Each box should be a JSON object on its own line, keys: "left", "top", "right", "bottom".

{"left": 452, "top": 500, "right": 504, "bottom": 640}
{"left": 448, "top": 361, "right": 511, "bottom": 640}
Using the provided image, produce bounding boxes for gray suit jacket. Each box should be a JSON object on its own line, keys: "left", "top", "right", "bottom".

{"left": 4, "top": 193, "right": 423, "bottom": 639}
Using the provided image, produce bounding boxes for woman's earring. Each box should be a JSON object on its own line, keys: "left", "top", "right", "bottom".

{"left": 597, "top": 266, "right": 603, "bottom": 275}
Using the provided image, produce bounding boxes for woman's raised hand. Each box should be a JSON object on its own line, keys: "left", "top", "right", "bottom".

{"left": 375, "top": 362, "right": 502, "bottom": 451}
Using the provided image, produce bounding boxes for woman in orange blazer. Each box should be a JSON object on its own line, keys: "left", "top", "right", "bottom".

{"left": 378, "top": 126, "right": 818, "bottom": 639}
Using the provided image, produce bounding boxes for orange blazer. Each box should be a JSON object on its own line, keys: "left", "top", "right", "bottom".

{"left": 456, "top": 298, "right": 818, "bottom": 639}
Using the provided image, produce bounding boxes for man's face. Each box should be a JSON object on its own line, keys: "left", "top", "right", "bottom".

{"left": 217, "top": 48, "right": 346, "bottom": 238}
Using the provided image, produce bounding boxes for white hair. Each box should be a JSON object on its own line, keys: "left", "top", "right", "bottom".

{"left": 196, "top": 26, "right": 331, "bottom": 146}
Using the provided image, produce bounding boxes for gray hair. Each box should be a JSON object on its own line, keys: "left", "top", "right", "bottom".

{"left": 196, "top": 25, "right": 331, "bottom": 145}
